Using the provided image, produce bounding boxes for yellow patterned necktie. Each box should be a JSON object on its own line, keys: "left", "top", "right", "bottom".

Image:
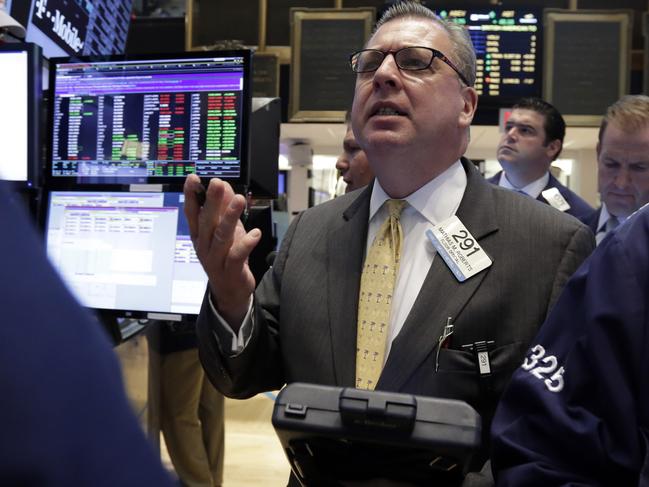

{"left": 355, "top": 199, "right": 407, "bottom": 390}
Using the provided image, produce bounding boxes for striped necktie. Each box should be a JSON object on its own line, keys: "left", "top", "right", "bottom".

{"left": 355, "top": 199, "right": 407, "bottom": 390}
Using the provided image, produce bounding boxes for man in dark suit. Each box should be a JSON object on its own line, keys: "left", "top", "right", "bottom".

{"left": 491, "top": 203, "right": 649, "bottom": 486}
{"left": 580, "top": 95, "right": 649, "bottom": 244}
{"left": 0, "top": 182, "right": 175, "bottom": 487}
{"left": 184, "top": 2, "right": 594, "bottom": 484}
{"left": 488, "top": 97, "right": 593, "bottom": 219}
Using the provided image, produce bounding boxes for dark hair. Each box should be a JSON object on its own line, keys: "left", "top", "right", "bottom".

{"left": 513, "top": 97, "right": 565, "bottom": 160}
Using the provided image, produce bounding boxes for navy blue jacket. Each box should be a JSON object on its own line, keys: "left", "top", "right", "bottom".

{"left": 491, "top": 204, "right": 649, "bottom": 486}
{"left": 0, "top": 184, "right": 175, "bottom": 487}
{"left": 487, "top": 171, "right": 593, "bottom": 220}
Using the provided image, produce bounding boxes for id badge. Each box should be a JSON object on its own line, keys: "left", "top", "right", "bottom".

{"left": 426, "top": 216, "right": 492, "bottom": 282}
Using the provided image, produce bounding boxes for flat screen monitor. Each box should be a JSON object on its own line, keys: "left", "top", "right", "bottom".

{"left": 17, "top": 0, "right": 133, "bottom": 58}
{"left": 46, "top": 50, "right": 252, "bottom": 190}
{"left": 43, "top": 190, "right": 208, "bottom": 320}
{"left": 433, "top": 7, "right": 542, "bottom": 106}
{"left": 0, "top": 42, "right": 42, "bottom": 188}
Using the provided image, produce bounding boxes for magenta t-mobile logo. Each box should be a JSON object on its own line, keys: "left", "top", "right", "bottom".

{"left": 35, "top": 0, "right": 48, "bottom": 19}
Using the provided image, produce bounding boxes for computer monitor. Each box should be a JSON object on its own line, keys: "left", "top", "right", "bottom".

{"left": 0, "top": 42, "right": 42, "bottom": 188}
{"left": 43, "top": 190, "right": 208, "bottom": 320}
{"left": 433, "top": 7, "right": 543, "bottom": 106}
{"left": 46, "top": 50, "right": 252, "bottom": 190}
{"left": 17, "top": 0, "right": 133, "bottom": 58}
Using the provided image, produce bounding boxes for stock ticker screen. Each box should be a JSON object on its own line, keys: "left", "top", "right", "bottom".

{"left": 435, "top": 8, "right": 542, "bottom": 103}
{"left": 48, "top": 53, "right": 250, "bottom": 185}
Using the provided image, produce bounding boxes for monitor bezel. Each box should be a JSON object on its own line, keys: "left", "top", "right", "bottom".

{"left": 0, "top": 42, "right": 42, "bottom": 189}
{"left": 40, "top": 187, "right": 208, "bottom": 322}
{"left": 44, "top": 49, "right": 252, "bottom": 193}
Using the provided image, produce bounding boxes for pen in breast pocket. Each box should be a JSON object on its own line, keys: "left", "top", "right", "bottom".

{"left": 435, "top": 317, "right": 454, "bottom": 373}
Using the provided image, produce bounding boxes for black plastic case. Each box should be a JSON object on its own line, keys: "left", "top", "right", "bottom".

{"left": 272, "top": 383, "right": 481, "bottom": 486}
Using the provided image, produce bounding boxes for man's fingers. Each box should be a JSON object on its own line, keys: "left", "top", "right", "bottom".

{"left": 197, "top": 178, "right": 229, "bottom": 255}
{"left": 228, "top": 227, "right": 262, "bottom": 266}
{"left": 183, "top": 174, "right": 203, "bottom": 242}
{"left": 210, "top": 193, "right": 247, "bottom": 253}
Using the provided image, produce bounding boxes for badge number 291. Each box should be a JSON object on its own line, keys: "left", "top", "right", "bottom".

{"left": 451, "top": 229, "right": 481, "bottom": 257}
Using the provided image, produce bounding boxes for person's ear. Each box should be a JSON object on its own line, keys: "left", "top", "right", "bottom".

{"left": 546, "top": 139, "right": 562, "bottom": 160}
{"left": 458, "top": 86, "right": 478, "bottom": 128}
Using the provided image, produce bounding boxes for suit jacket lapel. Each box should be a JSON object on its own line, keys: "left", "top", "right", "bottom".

{"left": 327, "top": 186, "right": 372, "bottom": 387}
{"left": 378, "top": 159, "right": 499, "bottom": 391}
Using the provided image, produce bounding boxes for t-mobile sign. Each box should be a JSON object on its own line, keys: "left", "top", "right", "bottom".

{"left": 30, "top": 0, "right": 87, "bottom": 54}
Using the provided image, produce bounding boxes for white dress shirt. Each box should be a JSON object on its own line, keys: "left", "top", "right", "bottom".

{"left": 498, "top": 171, "right": 549, "bottom": 199}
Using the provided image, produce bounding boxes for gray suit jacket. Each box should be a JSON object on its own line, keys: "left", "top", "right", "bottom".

{"left": 197, "top": 158, "right": 594, "bottom": 476}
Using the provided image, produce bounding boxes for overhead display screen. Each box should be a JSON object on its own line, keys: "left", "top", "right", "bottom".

{"left": 434, "top": 8, "right": 542, "bottom": 103}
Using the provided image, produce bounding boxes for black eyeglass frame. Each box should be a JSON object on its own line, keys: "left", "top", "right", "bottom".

{"left": 349, "top": 46, "right": 471, "bottom": 87}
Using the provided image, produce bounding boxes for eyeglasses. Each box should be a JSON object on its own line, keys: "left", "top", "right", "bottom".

{"left": 349, "top": 46, "right": 470, "bottom": 86}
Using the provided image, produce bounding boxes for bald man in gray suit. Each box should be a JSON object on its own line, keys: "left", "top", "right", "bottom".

{"left": 184, "top": 4, "right": 594, "bottom": 485}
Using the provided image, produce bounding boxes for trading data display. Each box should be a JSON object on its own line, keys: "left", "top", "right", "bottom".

{"left": 45, "top": 191, "right": 207, "bottom": 316}
{"left": 49, "top": 55, "right": 247, "bottom": 182}
{"left": 435, "top": 8, "right": 541, "bottom": 101}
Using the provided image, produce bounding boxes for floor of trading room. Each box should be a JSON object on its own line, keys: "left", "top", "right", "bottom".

{"left": 160, "top": 393, "right": 291, "bottom": 487}
{"left": 115, "top": 333, "right": 290, "bottom": 486}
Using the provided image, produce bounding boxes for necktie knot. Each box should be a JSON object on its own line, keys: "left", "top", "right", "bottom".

{"left": 386, "top": 199, "right": 407, "bottom": 220}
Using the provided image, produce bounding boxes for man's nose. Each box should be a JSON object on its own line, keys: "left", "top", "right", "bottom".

{"left": 336, "top": 156, "right": 349, "bottom": 172}
{"left": 372, "top": 53, "right": 400, "bottom": 88}
{"left": 613, "top": 167, "right": 631, "bottom": 188}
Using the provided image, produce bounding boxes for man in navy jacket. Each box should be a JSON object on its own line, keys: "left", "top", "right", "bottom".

{"left": 491, "top": 203, "right": 649, "bottom": 485}
{"left": 579, "top": 95, "right": 649, "bottom": 244}
{"left": 488, "top": 97, "right": 592, "bottom": 219}
{"left": 0, "top": 182, "right": 175, "bottom": 487}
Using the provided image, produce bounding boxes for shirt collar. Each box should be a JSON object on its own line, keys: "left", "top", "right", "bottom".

{"left": 499, "top": 171, "right": 550, "bottom": 199}
{"left": 596, "top": 203, "right": 627, "bottom": 233}
{"left": 369, "top": 159, "right": 467, "bottom": 225}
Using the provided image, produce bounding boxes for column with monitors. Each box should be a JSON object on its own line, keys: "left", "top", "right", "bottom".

{"left": 42, "top": 50, "right": 252, "bottom": 322}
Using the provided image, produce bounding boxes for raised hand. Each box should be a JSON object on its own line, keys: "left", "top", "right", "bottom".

{"left": 184, "top": 175, "right": 262, "bottom": 330}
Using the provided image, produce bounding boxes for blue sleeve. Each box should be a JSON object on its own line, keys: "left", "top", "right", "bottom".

{"left": 491, "top": 208, "right": 649, "bottom": 486}
{"left": 0, "top": 184, "right": 176, "bottom": 487}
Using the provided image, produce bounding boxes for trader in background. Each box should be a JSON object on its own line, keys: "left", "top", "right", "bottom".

{"left": 489, "top": 97, "right": 593, "bottom": 219}
{"left": 336, "top": 110, "right": 374, "bottom": 193}
{"left": 0, "top": 182, "right": 175, "bottom": 487}
{"left": 580, "top": 94, "right": 649, "bottom": 244}
{"left": 185, "top": 2, "right": 593, "bottom": 484}
{"left": 491, "top": 203, "right": 649, "bottom": 486}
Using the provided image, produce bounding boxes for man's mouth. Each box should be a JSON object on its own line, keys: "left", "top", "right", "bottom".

{"left": 370, "top": 103, "right": 407, "bottom": 117}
